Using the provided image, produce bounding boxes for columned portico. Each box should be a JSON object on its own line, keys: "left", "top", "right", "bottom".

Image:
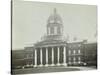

{"left": 33, "top": 9, "right": 68, "bottom": 67}
{"left": 33, "top": 46, "right": 67, "bottom": 67}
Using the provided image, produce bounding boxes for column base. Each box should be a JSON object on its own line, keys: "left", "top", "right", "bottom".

{"left": 26, "top": 64, "right": 30, "bottom": 67}
{"left": 45, "top": 64, "right": 49, "bottom": 67}
{"left": 34, "top": 65, "right": 37, "bottom": 67}
{"left": 51, "top": 63, "right": 55, "bottom": 66}
{"left": 57, "top": 63, "right": 60, "bottom": 66}
{"left": 63, "top": 63, "right": 67, "bottom": 66}
{"left": 39, "top": 64, "right": 43, "bottom": 67}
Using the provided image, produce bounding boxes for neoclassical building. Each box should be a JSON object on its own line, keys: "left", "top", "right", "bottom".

{"left": 31, "top": 8, "right": 97, "bottom": 67}
{"left": 12, "top": 8, "right": 97, "bottom": 69}
{"left": 33, "top": 8, "right": 67, "bottom": 67}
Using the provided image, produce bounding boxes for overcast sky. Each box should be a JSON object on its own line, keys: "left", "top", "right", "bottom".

{"left": 12, "top": 0, "right": 97, "bottom": 50}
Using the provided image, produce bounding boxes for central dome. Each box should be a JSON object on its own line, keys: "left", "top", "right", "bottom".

{"left": 48, "top": 8, "right": 62, "bottom": 24}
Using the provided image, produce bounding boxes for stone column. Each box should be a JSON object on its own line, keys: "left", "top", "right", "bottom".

{"left": 57, "top": 47, "right": 60, "bottom": 66}
{"left": 51, "top": 47, "right": 54, "bottom": 66}
{"left": 40, "top": 48, "right": 43, "bottom": 67}
{"left": 34, "top": 49, "right": 37, "bottom": 67}
{"left": 63, "top": 46, "right": 67, "bottom": 66}
{"left": 45, "top": 47, "right": 48, "bottom": 66}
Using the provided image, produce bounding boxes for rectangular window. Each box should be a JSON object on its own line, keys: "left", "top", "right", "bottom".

{"left": 68, "top": 62, "right": 71, "bottom": 64}
{"left": 68, "top": 57, "right": 71, "bottom": 64}
{"left": 69, "top": 57, "right": 71, "bottom": 61}
{"left": 27, "top": 54, "right": 29, "bottom": 58}
{"left": 54, "top": 26, "right": 57, "bottom": 34}
{"left": 78, "top": 57, "right": 81, "bottom": 61}
{"left": 51, "top": 27, "right": 54, "bottom": 35}
{"left": 48, "top": 27, "right": 50, "bottom": 35}
{"left": 78, "top": 57, "right": 81, "bottom": 64}
{"left": 78, "top": 61, "right": 81, "bottom": 64}
{"left": 78, "top": 50, "right": 80, "bottom": 54}
{"left": 73, "top": 50, "right": 76, "bottom": 54}
{"left": 31, "top": 54, "right": 33, "bottom": 57}
{"left": 69, "top": 50, "right": 71, "bottom": 55}
{"left": 73, "top": 57, "right": 76, "bottom": 61}
{"left": 73, "top": 57, "right": 76, "bottom": 64}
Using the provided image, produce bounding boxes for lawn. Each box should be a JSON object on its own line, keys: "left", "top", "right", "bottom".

{"left": 12, "top": 66, "right": 96, "bottom": 74}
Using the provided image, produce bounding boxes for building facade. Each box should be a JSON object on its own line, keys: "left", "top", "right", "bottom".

{"left": 33, "top": 8, "right": 67, "bottom": 67}
{"left": 12, "top": 9, "right": 97, "bottom": 69}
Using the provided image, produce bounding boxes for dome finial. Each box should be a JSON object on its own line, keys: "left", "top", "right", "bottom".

{"left": 47, "top": 8, "right": 62, "bottom": 24}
